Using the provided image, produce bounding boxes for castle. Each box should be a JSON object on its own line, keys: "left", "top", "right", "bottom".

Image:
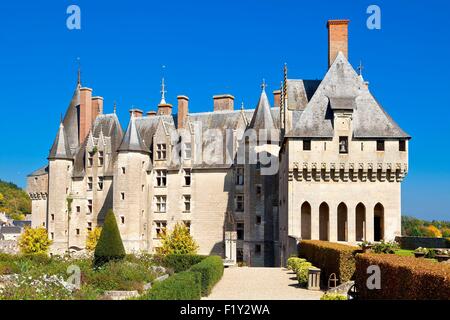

{"left": 27, "top": 20, "right": 409, "bottom": 266}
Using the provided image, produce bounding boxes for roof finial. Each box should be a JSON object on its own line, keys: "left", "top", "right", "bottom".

{"left": 357, "top": 60, "right": 364, "bottom": 77}
{"left": 113, "top": 101, "right": 117, "bottom": 114}
{"left": 159, "top": 77, "right": 167, "bottom": 105}
{"left": 241, "top": 101, "right": 244, "bottom": 111}
{"left": 60, "top": 113, "right": 63, "bottom": 124}
{"left": 76, "top": 57, "right": 81, "bottom": 86}
{"left": 261, "top": 78, "right": 267, "bottom": 91}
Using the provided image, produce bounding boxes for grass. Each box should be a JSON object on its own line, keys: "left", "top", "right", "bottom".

{"left": 394, "top": 249, "right": 414, "bottom": 257}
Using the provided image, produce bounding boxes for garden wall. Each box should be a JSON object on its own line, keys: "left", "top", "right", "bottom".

{"left": 0, "top": 241, "right": 18, "bottom": 254}
{"left": 395, "top": 236, "right": 450, "bottom": 250}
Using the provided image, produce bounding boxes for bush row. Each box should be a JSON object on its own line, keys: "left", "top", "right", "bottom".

{"left": 299, "top": 240, "right": 358, "bottom": 283}
{"left": 286, "top": 257, "right": 315, "bottom": 287}
{"left": 190, "top": 256, "right": 224, "bottom": 296}
{"left": 355, "top": 253, "right": 450, "bottom": 300}
{"left": 155, "top": 254, "right": 207, "bottom": 273}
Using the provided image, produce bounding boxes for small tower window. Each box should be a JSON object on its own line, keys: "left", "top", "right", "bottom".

{"left": 339, "top": 137, "right": 349, "bottom": 154}
{"left": 256, "top": 215, "right": 262, "bottom": 225}
{"left": 255, "top": 244, "right": 262, "bottom": 256}
{"left": 87, "top": 177, "right": 93, "bottom": 191}
{"left": 76, "top": 228, "right": 80, "bottom": 235}
{"left": 88, "top": 152, "right": 94, "bottom": 167}
{"left": 121, "top": 167, "right": 126, "bottom": 174}
{"left": 87, "top": 222, "right": 92, "bottom": 231}
{"left": 236, "top": 222, "right": 244, "bottom": 240}
{"left": 183, "top": 195, "right": 191, "bottom": 212}
{"left": 88, "top": 199, "right": 93, "bottom": 214}
{"left": 183, "top": 143, "right": 192, "bottom": 160}
{"left": 235, "top": 168, "right": 244, "bottom": 185}
{"left": 235, "top": 195, "right": 244, "bottom": 212}
{"left": 184, "top": 169, "right": 191, "bottom": 186}
{"left": 256, "top": 185, "right": 262, "bottom": 196}
{"left": 303, "top": 140, "right": 311, "bottom": 151}
{"left": 98, "top": 151, "right": 104, "bottom": 166}
{"left": 98, "top": 177, "right": 104, "bottom": 190}
{"left": 120, "top": 216, "right": 125, "bottom": 224}
{"left": 399, "top": 140, "right": 406, "bottom": 152}
{"left": 76, "top": 206, "right": 81, "bottom": 213}
{"left": 51, "top": 214, "right": 55, "bottom": 221}
{"left": 121, "top": 192, "right": 125, "bottom": 200}
{"left": 377, "top": 140, "right": 385, "bottom": 151}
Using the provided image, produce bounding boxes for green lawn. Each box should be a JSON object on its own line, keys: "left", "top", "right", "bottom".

{"left": 394, "top": 249, "right": 414, "bottom": 257}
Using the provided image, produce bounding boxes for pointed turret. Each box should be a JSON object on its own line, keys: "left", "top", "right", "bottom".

{"left": 118, "top": 114, "right": 149, "bottom": 153}
{"left": 48, "top": 122, "right": 72, "bottom": 160}
{"left": 249, "top": 80, "right": 275, "bottom": 130}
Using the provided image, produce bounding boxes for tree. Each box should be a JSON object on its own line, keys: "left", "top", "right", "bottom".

{"left": 159, "top": 222, "right": 199, "bottom": 255}
{"left": 424, "top": 225, "right": 442, "bottom": 238}
{"left": 18, "top": 227, "right": 52, "bottom": 254}
{"left": 94, "top": 210, "right": 125, "bottom": 266}
{"left": 86, "top": 227, "right": 102, "bottom": 251}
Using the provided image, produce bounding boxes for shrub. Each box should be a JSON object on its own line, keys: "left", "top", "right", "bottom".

{"left": 18, "top": 227, "right": 52, "bottom": 254}
{"left": 355, "top": 253, "right": 450, "bottom": 299}
{"left": 94, "top": 210, "right": 125, "bottom": 267}
{"left": 371, "top": 240, "right": 399, "bottom": 254}
{"left": 296, "top": 262, "right": 312, "bottom": 287}
{"left": 160, "top": 254, "right": 206, "bottom": 273}
{"left": 287, "top": 257, "right": 306, "bottom": 271}
{"left": 189, "top": 256, "right": 224, "bottom": 296}
{"left": 321, "top": 293, "right": 347, "bottom": 300}
{"left": 86, "top": 227, "right": 102, "bottom": 251}
{"left": 158, "top": 223, "right": 199, "bottom": 255}
{"left": 299, "top": 240, "right": 358, "bottom": 284}
{"left": 142, "top": 271, "right": 202, "bottom": 300}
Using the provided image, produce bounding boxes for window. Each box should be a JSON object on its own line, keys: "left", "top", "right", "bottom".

{"left": 361, "top": 142, "right": 364, "bottom": 151}
{"left": 377, "top": 140, "right": 385, "bottom": 151}
{"left": 235, "top": 195, "right": 244, "bottom": 212}
{"left": 237, "top": 222, "right": 244, "bottom": 240}
{"left": 88, "top": 152, "right": 94, "bottom": 167}
{"left": 324, "top": 142, "right": 327, "bottom": 151}
{"left": 76, "top": 206, "right": 81, "bottom": 213}
{"left": 50, "top": 232, "right": 54, "bottom": 240}
{"left": 184, "top": 221, "right": 191, "bottom": 233}
{"left": 76, "top": 228, "right": 80, "bottom": 236}
{"left": 255, "top": 244, "right": 262, "bottom": 255}
{"left": 98, "top": 177, "right": 104, "bottom": 190}
{"left": 121, "top": 167, "right": 126, "bottom": 174}
{"left": 399, "top": 140, "right": 406, "bottom": 152}
{"left": 235, "top": 168, "right": 244, "bottom": 185}
{"left": 256, "top": 185, "right": 262, "bottom": 196}
{"left": 87, "top": 177, "right": 93, "bottom": 191}
{"left": 155, "top": 196, "right": 167, "bottom": 213}
{"left": 87, "top": 222, "right": 92, "bottom": 232}
{"left": 256, "top": 216, "right": 262, "bottom": 225}
{"left": 154, "top": 221, "right": 167, "bottom": 238}
{"left": 141, "top": 184, "right": 145, "bottom": 192}
{"left": 184, "top": 143, "right": 192, "bottom": 160}
{"left": 156, "top": 144, "right": 167, "bottom": 160}
{"left": 184, "top": 169, "right": 191, "bottom": 186}
{"left": 303, "top": 140, "right": 311, "bottom": 151}
{"left": 156, "top": 170, "right": 167, "bottom": 187}
{"left": 51, "top": 214, "right": 55, "bottom": 221}
{"left": 183, "top": 195, "right": 191, "bottom": 212}
{"left": 339, "top": 136, "right": 349, "bottom": 154}
{"left": 121, "top": 192, "right": 125, "bottom": 200}
{"left": 237, "top": 248, "right": 244, "bottom": 262}
{"left": 87, "top": 199, "right": 93, "bottom": 214}
{"left": 120, "top": 216, "right": 125, "bottom": 224}
{"left": 98, "top": 151, "right": 104, "bottom": 166}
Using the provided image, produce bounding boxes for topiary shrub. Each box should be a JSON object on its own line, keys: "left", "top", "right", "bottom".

{"left": 296, "top": 261, "right": 312, "bottom": 287}
{"left": 142, "top": 271, "right": 202, "bottom": 300}
{"left": 299, "top": 240, "right": 358, "bottom": 284}
{"left": 189, "top": 255, "right": 224, "bottom": 296}
{"left": 94, "top": 209, "right": 125, "bottom": 267}
{"left": 160, "top": 254, "right": 206, "bottom": 273}
{"left": 321, "top": 293, "right": 347, "bottom": 300}
{"left": 287, "top": 257, "right": 306, "bottom": 271}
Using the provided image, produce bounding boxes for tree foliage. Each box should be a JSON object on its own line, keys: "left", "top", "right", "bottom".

{"left": 86, "top": 227, "right": 102, "bottom": 251}
{"left": 0, "top": 180, "right": 31, "bottom": 217}
{"left": 158, "top": 222, "right": 199, "bottom": 256}
{"left": 402, "top": 216, "right": 450, "bottom": 238}
{"left": 18, "top": 227, "right": 52, "bottom": 254}
{"left": 94, "top": 210, "right": 125, "bottom": 266}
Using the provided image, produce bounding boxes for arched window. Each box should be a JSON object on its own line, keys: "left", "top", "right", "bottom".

{"left": 301, "top": 202, "right": 312, "bottom": 240}
{"left": 337, "top": 203, "right": 348, "bottom": 241}
{"left": 356, "top": 203, "right": 366, "bottom": 241}
{"left": 374, "top": 203, "right": 384, "bottom": 241}
{"left": 319, "top": 202, "right": 329, "bottom": 241}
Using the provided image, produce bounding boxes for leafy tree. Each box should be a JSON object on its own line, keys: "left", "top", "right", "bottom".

{"left": 158, "top": 222, "right": 199, "bottom": 255}
{"left": 94, "top": 210, "right": 125, "bottom": 266}
{"left": 425, "top": 225, "right": 442, "bottom": 238}
{"left": 18, "top": 227, "right": 52, "bottom": 254}
{"left": 86, "top": 227, "right": 102, "bottom": 251}
{"left": 442, "top": 228, "right": 450, "bottom": 238}
{"left": 0, "top": 180, "right": 31, "bottom": 216}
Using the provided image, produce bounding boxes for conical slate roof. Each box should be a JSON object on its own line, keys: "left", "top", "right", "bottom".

{"left": 62, "top": 83, "right": 81, "bottom": 151}
{"left": 118, "top": 115, "right": 149, "bottom": 153}
{"left": 48, "top": 122, "right": 73, "bottom": 160}
{"left": 249, "top": 87, "right": 276, "bottom": 130}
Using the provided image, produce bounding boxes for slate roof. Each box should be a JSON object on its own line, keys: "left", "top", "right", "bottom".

{"left": 62, "top": 84, "right": 81, "bottom": 152}
{"left": 48, "top": 123, "right": 72, "bottom": 160}
{"left": 286, "top": 52, "right": 410, "bottom": 139}
{"left": 27, "top": 165, "right": 49, "bottom": 177}
{"left": 286, "top": 79, "right": 321, "bottom": 111}
{"left": 249, "top": 88, "right": 277, "bottom": 130}
{"left": 0, "top": 226, "right": 22, "bottom": 234}
{"left": 118, "top": 115, "right": 149, "bottom": 153}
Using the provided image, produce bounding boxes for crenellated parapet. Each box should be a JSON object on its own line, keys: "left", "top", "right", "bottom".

{"left": 290, "top": 161, "right": 408, "bottom": 182}
{"left": 28, "top": 192, "right": 48, "bottom": 201}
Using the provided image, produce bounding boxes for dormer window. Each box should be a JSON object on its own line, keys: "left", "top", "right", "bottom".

{"left": 98, "top": 177, "right": 104, "bottom": 190}
{"left": 98, "top": 151, "right": 104, "bottom": 166}
{"left": 303, "top": 140, "right": 311, "bottom": 151}
{"left": 87, "top": 177, "right": 93, "bottom": 191}
{"left": 339, "top": 137, "right": 348, "bottom": 154}
{"left": 399, "top": 140, "right": 406, "bottom": 152}
{"left": 156, "top": 144, "right": 167, "bottom": 160}
{"left": 183, "top": 143, "right": 192, "bottom": 160}
{"left": 88, "top": 152, "right": 94, "bottom": 167}
{"left": 376, "top": 140, "right": 385, "bottom": 151}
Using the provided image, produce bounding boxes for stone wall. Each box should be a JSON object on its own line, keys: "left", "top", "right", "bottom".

{"left": 0, "top": 240, "right": 19, "bottom": 254}
{"left": 395, "top": 236, "right": 450, "bottom": 250}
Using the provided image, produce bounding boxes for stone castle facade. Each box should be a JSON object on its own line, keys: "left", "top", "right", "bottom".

{"left": 27, "top": 20, "right": 409, "bottom": 266}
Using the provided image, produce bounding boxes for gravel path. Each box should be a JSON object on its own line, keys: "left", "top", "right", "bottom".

{"left": 203, "top": 267, "right": 324, "bottom": 300}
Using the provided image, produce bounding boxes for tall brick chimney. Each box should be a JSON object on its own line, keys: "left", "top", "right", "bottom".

{"left": 327, "top": 19, "right": 349, "bottom": 68}
{"left": 273, "top": 90, "right": 281, "bottom": 108}
{"left": 129, "top": 108, "right": 143, "bottom": 118}
{"left": 79, "top": 87, "right": 93, "bottom": 143}
{"left": 92, "top": 96, "right": 103, "bottom": 120}
{"left": 146, "top": 110, "right": 156, "bottom": 117}
{"left": 177, "top": 95, "right": 189, "bottom": 129}
{"left": 213, "top": 94, "right": 234, "bottom": 112}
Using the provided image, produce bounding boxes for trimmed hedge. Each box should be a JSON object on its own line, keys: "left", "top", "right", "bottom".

{"left": 296, "top": 262, "right": 312, "bottom": 287}
{"left": 190, "top": 255, "right": 224, "bottom": 296}
{"left": 299, "top": 240, "right": 358, "bottom": 283}
{"left": 355, "top": 253, "right": 450, "bottom": 300}
{"left": 159, "top": 254, "right": 206, "bottom": 273}
{"left": 287, "top": 257, "right": 306, "bottom": 272}
{"left": 143, "top": 271, "right": 202, "bottom": 300}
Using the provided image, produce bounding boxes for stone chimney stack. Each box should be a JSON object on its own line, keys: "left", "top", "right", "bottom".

{"left": 79, "top": 87, "right": 93, "bottom": 143}
{"left": 92, "top": 96, "right": 104, "bottom": 120}
{"left": 213, "top": 94, "right": 234, "bottom": 112}
{"left": 146, "top": 110, "right": 156, "bottom": 117}
{"left": 177, "top": 95, "right": 189, "bottom": 129}
{"left": 327, "top": 19, "right": 349, "bottom": 68}
{"left": 273, "top": 90, "right": 281, "bottom": 108}
{"left": 129, "top": 108, "right": 143, "bottom": 118}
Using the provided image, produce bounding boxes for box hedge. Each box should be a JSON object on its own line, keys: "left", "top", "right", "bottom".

{"left": 158, "top": 254, "right": 206, "bottom": 273}
{"left": 299, "top": 240, "right": 358, "bottom": 284}
{"left": 189, "top": 255, "right": 224, "bottom": 296}
{"left": 355, "top": 253, "right": 450, "bottom": 300}
{"left": 143, "top": 271, "right": 202, "bottom": 300}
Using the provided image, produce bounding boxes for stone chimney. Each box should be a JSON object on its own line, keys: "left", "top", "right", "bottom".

{"left": 157, "top": 103, "right": 172, "bottom": 115}
{"left": 129, "top": 108, "right": 143, "bottom": 118}
{"left": 213, "top": 94, "right": 234, "bottom": 112}
{"left": 273, "top": 90, "right": 281, "bottom": 108}
{"left": 146, "top": 110, "right": 157, "bottom": 117}
{"left": 177, "top": 95, "right": 189, "bottom": 129}
{"left": 327, "top": 19, "right": 349, "bottom": 68}
{"left": 92, "top": 96, "right": 104, "bottom": 120}
{"left": 79, "top": 87, "right": 93, "bottom": 143}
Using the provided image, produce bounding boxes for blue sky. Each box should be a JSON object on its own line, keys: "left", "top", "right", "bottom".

{"left": 0, "top": 0, "right": 449, "bottom": 220}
